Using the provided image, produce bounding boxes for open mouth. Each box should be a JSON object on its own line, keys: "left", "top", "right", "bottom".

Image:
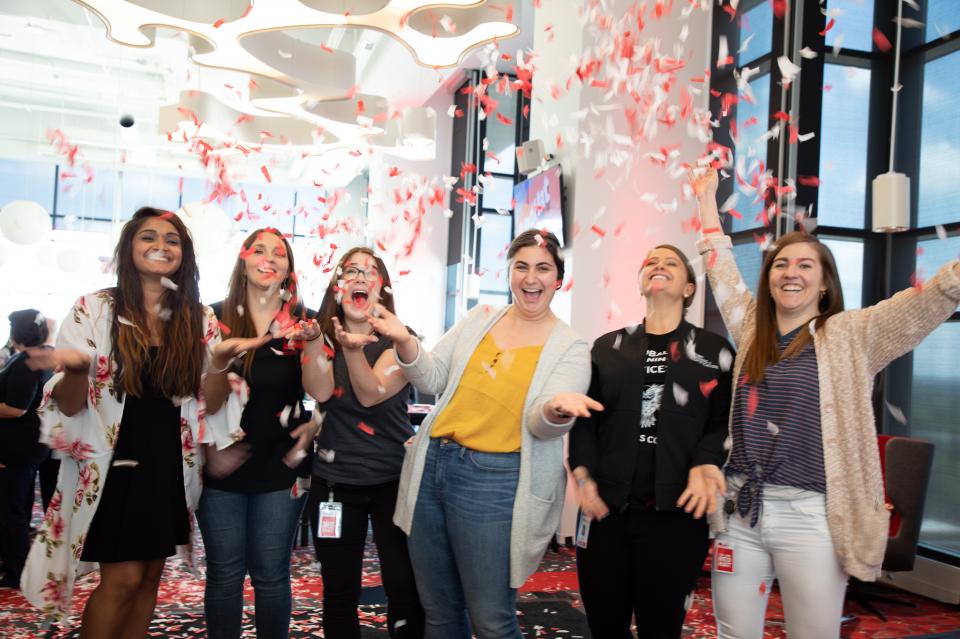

{"left": 520, "top": 288, "right": 543, "bottom": 303}
{"left": 351, "top": 290, "right": 370, "bottom": 308}
{"left": 145, "top": 250, "right": 170, "bottom": 263}
{"left": 781, "top": 285, "right": 803, "bottom": 293}
{"left": 649, "top": 274, "right": 670, "bottom": 281}
{"left": 256, "top": 262, "right": 277, "bottom": 276}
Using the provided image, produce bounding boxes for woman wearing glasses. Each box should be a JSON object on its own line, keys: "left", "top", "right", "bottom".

{"left": 307, "top": 247, "right": 424, "bottom": 638}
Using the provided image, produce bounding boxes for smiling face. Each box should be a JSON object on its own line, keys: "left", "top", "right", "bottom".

{"left": 509, "top": 245, "right": 559, "bottom": 318}
{"left": 767, "top": 242, "right": 827, "bottom": 322}
{"left": 640, "top": 247, "right": 694, "bottom": 305}
{"left": 131, "top": 216, "right": 183, "bottom": 279}
{"left": 339, "top": 250, "right": 382, "bottom": 322}
{"left": 243, "top": 231, "right": 290, "bottom": 290}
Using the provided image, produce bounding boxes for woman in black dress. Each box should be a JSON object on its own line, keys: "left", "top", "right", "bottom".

{"left": 23, "top": 208, "right": 221, "bottom": 635}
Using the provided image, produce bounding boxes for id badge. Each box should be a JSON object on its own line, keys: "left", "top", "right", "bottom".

{"left": 713, "top": 541, "right": 735, "bottom": 574}
{"left": 575, "top": 511, "right": 592, "bottom": 549}
{"left": 317, "top": 501, "right": 343, "bottom": 539}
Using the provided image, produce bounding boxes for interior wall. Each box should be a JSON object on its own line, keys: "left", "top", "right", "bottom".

{"left": 530, "top": 0, "right": 713, "bottom": 344}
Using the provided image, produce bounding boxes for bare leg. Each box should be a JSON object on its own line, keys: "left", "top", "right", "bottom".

{"left": 80, "top": 561, "right": 150, "bottom": 639}
{"left": 120, "top": 559, "right": 166, "bottom": 639}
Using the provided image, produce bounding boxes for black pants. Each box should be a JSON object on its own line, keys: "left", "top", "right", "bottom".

{"left": 0, "top": 463, "right": 37, "bottom": 587}
{"left": 308, "top": 478, "right": 424, "bottom": 639}
{"left": 576, "top": 508, "right": 710, "bottom": 639}
{"left": 39, "top": 457, "right": 60, "bottom": 513}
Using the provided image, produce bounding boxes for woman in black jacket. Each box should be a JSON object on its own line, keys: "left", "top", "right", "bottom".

{"left": 568, "top": 244, "right": 733, "bottom": 638}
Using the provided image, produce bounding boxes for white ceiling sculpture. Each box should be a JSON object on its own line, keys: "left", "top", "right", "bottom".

{"left": 72, "top": 0, "right": 517, "bottom": 160}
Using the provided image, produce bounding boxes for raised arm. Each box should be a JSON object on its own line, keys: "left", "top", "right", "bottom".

{"left": 25, "top": 298, "right": 95, "bottom": 417}
{"left": 525, "top": 337, "right": 599, "bottom": 440}
{"left": 857, "top": 260, "right": 960, "bottom": 374}
{"left": 691, "top": 167, "right": 756, "bottom": 348}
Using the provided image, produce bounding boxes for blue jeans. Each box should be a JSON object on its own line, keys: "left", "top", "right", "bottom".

{"left": 197, "top": 487, "right": 306, "bottom": 639}
{"left": 408, "top": 438, "right": 521, "bottom": 639}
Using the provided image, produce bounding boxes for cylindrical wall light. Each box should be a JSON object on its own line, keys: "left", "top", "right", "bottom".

{"left": 872, "top": 171, "right": 910, "bottom": 233}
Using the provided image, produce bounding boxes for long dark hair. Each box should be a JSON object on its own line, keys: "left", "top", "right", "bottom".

{"left": 110, "top": 207, "right": 205, "bottom": 399}
{"left": 744, "top": 231, "right": 844, "bottom": 384}
{"left": 316, "top": 247, "right": 396, "bottom": 349}
{"left": 220, "top": 228, "right": 304, "bottom": 375}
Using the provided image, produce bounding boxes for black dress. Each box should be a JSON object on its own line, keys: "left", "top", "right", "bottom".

{"left": 80, "top": 348, "right": 190, "bottom": 562}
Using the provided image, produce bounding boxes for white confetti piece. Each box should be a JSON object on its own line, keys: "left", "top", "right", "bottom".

{"left": 236, "top": 304, "right": 245, "bottom": 317}
{"left": 799, "top": 46, "right": 818, "bottom": 59}
{"left": 279, "top": 405, "right": 292, "bottom": 428}
{"left": 439, "top": 15, "right": 456, "bottom": 33}
{"left": 718, "top": 348, "right": 733, "bottom": 372}
{"left": 384, "top": 364, "right": 400, "bottom": 376}
{"left": 723, "top": 435, "right": 733, "bottom": 451}
{"left": 672, "top": 383, "right": 689, "bottom": 407}
{"left": 936, "top": 224, "right": 947, "bottom": 241}
{"left": 160, "top": 276, "right": 178, "bottom": 291}
{"left": 612, "top": 333, "right": 622, "bottom": 350}
{"left": 117, "top": 316, "right": 136, "bottom": 327}
{"left": 767, "top": 421, "right": 780, "bottom": 435}
{"left": 885, "top": 401, "right": 907, "bottom": 425}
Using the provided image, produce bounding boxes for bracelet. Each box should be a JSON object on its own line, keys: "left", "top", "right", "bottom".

{"left": 305, "top": 332, "right": 322, "bottom": 342}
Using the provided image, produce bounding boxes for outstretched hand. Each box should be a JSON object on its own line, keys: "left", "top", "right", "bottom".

{"left": 365, "top": 304, "right": 412, "bottom": 346}
{"left": 332, "top": 317, "right": 378, "bottom": 350}
{"left": 544, "top": 392, "right": 604, "bottom": 422}
{"left": 282, "top": 420, "right": 320, "bottom": 468}
{"left": 26, "top": 347, "right": 91, "bottom": 374}
{"left": 211, "top": 334, "right": 274, "bottom": 368}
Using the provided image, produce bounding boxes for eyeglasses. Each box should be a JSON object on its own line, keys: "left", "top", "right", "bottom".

{"left": 342, "top": 266, "right": 378, "bottom": 282}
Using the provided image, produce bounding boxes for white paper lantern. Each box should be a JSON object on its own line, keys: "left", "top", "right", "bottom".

{"left": 0, "top": 200, "right": 50, "bottom": 245}
{"left": 56, "top": 246, "right": 85, "bottom": 272}
{"left": 176, "top": 201, "right": 230, "bottom": 257}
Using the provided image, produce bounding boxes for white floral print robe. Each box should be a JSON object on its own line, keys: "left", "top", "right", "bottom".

{"left": 19, "top": 290, "right": 234, "bottom": 622}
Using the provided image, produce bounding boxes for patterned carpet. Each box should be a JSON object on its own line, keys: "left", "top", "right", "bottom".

{"left": 2, "top": 527, "right": 959, "bottom": 638}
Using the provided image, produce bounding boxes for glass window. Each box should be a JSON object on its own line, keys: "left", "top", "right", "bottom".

{"left": 55, "top": 167, "right": 117, "bottom": 222}
{"left": 477, "top": 213, "right": 512, "bottom": 295}
{"left": 917, "top": 50, "right": 960, "bottom": 228}
{"left": 910, "top": 321, "right": 960, "bottom": 556}
{"left": 733, "top": 73, "right": 771, "bottom": 233}
{"left": 917, "top": 236, "right": 960, "bottom": 281}
{"left": 731, "top": 239, "right": 765, "bottom": 297}
{"left": 242, "top": 183, "right": 297, "bottom": 236}
{"left": 484, "top": 87, "right": 517, "bottom": 175}
{"left": 817, "top": 64, "right": 871, "bottom": 228}
{"left": 0, "top": 159, "right": 56, "bottom": 214}
{"left": 119, "top": 170, "right": 181, "bottom": 215}
{"left": 180, "top": 175, "right": 245, "bottom": 225}
{"left": 738, "top": 1, "right": 773, "bottom": 66}
{"left": 926, "top": 0, "right": 960, "bottom": 43}
{"left": 481, "top": 175, "right": 514, "bottom": 212}
{"left": 820, "top": 236, "right": 863, "bottom": 308}
{"left": 824, "top": 0, "right": 875, "bottom": 52}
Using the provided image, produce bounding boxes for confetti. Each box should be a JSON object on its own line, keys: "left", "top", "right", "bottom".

{"left": 160, "top": 276, "right": 178, "bottom": 291}
{"left": 672, "top": 383, "right": 689, "bottom": 407}
{"left": 358, "top": 421, "right": 375, "bottom": 436}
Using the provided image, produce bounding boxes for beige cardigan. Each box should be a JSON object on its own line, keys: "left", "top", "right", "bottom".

{"left": 697, "top": 234, "right": 960, "bottom": 581}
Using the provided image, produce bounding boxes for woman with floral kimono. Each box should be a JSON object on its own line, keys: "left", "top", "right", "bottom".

{"left": 20, "top": 208, "right": 251, "bottom": 637}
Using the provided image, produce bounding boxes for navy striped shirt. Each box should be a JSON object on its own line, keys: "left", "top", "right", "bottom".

{"left": 727, "top": 327, "right": 826, "bottom": 525}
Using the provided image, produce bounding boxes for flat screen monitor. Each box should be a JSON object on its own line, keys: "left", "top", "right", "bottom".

{"left": 512, "top": 164, "right": 565, "bottom": 246}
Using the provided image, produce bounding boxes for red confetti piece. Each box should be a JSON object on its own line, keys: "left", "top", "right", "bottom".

{"left": 332, "top": 387, "right": 345, "bottom": 398}
{"left": 261, "top": 165, "right": 272, "bottom": 183}
{"left": 495, "top": 111, "right": 513, "bottom": 125}
{"left": 358, "top": 421, "right": 375, "bottom": 436}
{"left": 669, "top": 341, "right": 680, "bottom": 362}
{"left": 699, "top": 379, "right": 719, "bottom": 397}
{"left": 819, "top": 18, "right": 835, "bottom": 36}
{"left": 873, "top": 28, "right": 893, "bottom": 52}
{"left": 747, "top": 386, "right": 759, "bottom": 418}
{"left": 798, "top": 175, "right": 820, "bottom": 187}
{"left": 218, "top": 321, "right": 232, "bottom": 336}
{"left": 388, "top": 166, "right": 401, "bottom": 177}
{"left": 590, "top": 224, "right": 606, "bottom": 238}
{"left": 212, "top": 18, "right": 225, "bottom": 28}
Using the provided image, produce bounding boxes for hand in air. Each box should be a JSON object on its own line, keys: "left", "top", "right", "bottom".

{"left": 544, "top": 392, "right": 604, "bottom": 421}
{"left": 364, "top": 304, "right": 412, "bottom": 346}
{"left": 211, "top": 334, "right": 273, "bottom": 365}
{"left": 286, "top": 318, "right": 322, "bottom": 343}
{"left": 677, "top": 464, "right": 727, "bottom": 519}
{"left": 26, "top": 348, "right": 91, "bottom": 374}
{"left": 332, "top": 317, "right": 378, "bottom": 350}
{"left": 688, "top": 165, "right": 719, "bottom": 201}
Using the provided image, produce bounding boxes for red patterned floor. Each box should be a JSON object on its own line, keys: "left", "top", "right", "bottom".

{"left": 1, "top": 535, "right": 958, "bottom": 637}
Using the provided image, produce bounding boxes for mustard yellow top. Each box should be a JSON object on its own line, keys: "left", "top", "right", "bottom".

{"left": 430, "top": 332, "right": 544, "bottom": 453}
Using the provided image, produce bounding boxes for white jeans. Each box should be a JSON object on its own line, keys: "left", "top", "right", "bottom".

{"left": 712, "top": 493, "right": 848, "bottom": 639}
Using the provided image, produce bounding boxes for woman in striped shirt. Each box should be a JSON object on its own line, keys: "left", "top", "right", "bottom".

{"left": 691, "top": 167, "right": 960, "bottom": 639}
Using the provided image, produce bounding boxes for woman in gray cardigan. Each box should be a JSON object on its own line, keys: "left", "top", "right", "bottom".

{"left": 364, "top": 230, "right": 598, "bottom": 639}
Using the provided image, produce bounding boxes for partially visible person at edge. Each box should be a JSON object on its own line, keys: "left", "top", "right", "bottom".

{"left": 19, "top": 207, "right": 233, "bottom": 636}
{"left": 0, "top": 309, "right": 53, "bottom": 589}
{"left": 199, "top": 227, "right": 325, "bottom": 639}
{"left": 691, "top": 167, "right": 960, "bottom": 639}
{"left": 354, "top": 229, "right": 600, "bottom": 639}
{"left": 569, "top": 244, "right": 734, "bottom": 638}
{"left": 306, "top": 246, "right": 424, "bottom": 638}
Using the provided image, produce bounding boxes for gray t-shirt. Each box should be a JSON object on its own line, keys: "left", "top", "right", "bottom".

{"left": 312, "top": 334, "right": 414, "bottom": 485}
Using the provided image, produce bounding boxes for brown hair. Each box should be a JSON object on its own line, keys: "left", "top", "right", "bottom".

{"left": 647, "top": 244, "right": 697, "bottom": 310}
{"left": 315, "top": 247, "right": 396, "bottom": 349}
{"left": 220, "top": 228, "right": 304, "bottom": 375}
{"left": 743, "top": 231, "right": 844, "bottom": 384}
{"left": 507, "top": 229, "right": 565, "bottom": 283}
{"left": 110, "top": 207, "right": 206, "bottom": 399}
